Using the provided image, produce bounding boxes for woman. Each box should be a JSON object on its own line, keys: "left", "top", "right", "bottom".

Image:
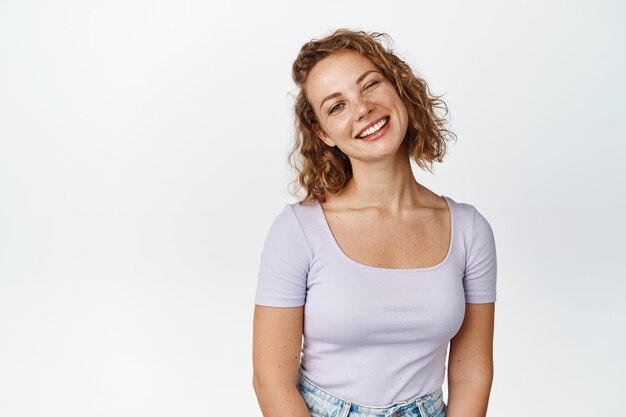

{"left": 252, "top": 28, "right": 497, "bottom": 417}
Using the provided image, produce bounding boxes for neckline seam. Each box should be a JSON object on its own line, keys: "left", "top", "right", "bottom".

{"left": 315, "top": 196, "right": 455, "bottom": 273}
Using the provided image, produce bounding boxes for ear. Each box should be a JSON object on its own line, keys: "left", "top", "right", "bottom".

{"left": 313, "top": 124, "right": 336, "bottom": 147}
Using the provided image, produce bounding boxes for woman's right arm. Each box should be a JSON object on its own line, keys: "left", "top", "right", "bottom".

{"left": 252, "top": 304, "right": 310, "bottom": 417}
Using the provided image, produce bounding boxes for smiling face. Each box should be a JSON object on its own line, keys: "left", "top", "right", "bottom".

{"left": 305, "top": 49, "right": 409, "bottom": 162}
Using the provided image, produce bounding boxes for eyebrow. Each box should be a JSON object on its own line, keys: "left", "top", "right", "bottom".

{"left": 319, "top": 69, "right": 380, "bottom": 111}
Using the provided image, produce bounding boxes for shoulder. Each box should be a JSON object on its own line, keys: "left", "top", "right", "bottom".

{"left": 445, "top": 195, "right": 493, "bottom": 230}
{"left": 256, "top": 202, "right": 315, "bottom": 307}
{"left": 288, "top": 199, "right": 319, "bottom": 219}
{"left": 445, "top": 196, "right": 496, "bottom": 255}
{"left": 446, "top": 196, "right": 498, "bottom": 302}
{"left": 261, "top": 202, "right": 316, "bottom": 256}
{"left": 266, "top": 200, "right": 317, "bottom": 225}
{"left": 265, "top": 203, "right": 305, "bottom": 238}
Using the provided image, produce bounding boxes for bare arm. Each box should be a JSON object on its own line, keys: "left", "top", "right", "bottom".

{"left": 446, "top": 302, "right": 495, "bottom": 417}
{"left": 252, "top": 304, "right": 311, "bottom": 417}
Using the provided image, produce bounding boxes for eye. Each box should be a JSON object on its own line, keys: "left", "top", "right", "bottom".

{"left": 365, "top": 80, "right": 380, "bottom": 90}
{"left": 329, "top": 103, "right": 344, "bottom": 114}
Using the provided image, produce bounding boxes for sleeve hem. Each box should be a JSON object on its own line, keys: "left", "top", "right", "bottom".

{"left": 254, "top": 298, "right": 305, "bottom": 308}
{"left": 465, "top": 295, "right": 497, "bottom": 304}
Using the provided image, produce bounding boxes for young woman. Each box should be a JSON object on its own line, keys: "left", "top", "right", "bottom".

{"left": 252, "top": 28, "right": 497, "bottom": 417}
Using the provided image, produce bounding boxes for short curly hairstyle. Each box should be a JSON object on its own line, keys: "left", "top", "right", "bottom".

{"left": 288, "top": 28, "right": 457, "bottom": 204}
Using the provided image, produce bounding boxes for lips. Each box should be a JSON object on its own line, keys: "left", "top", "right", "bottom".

{"left": 355, "top": 116, "right": 389, "bottom": 139}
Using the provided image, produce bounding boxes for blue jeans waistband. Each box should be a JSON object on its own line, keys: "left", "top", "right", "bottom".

{"left": 296, "top": 369, "right": 446, "bottom": 417}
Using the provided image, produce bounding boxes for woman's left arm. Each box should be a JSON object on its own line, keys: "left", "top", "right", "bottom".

{"left": 446, "top": 302, "right": 495, "bottom": 417}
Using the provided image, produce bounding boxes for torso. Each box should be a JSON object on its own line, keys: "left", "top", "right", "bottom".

{"left": 319, "top": 187, "right": 451, "bottom": 269}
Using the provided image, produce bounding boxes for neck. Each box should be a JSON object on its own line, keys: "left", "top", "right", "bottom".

{"left": 340, "top": 147, "right": 427, "bottom": 212}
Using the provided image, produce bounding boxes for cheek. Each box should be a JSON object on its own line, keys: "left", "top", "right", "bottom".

{"left": 396, "top": 98, "right": 409, "bottom": 122}
{"left": 394, "top": 102, "right": 410, "bottom": 137}
{"left": 328, "top": 118, "right": 352, "bottom": 136}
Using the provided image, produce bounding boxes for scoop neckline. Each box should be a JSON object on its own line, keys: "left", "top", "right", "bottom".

{"left": 314, "top": 195, "right": 455, "bottom": 273}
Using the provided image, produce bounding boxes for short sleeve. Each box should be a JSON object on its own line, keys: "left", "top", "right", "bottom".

{"left": 463, "top": 207, "right": 497, "bottom": 303}
{"left": 254, "top": 204, "right": 312, "bottom": 307}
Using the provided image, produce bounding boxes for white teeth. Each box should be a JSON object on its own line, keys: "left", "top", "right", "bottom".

{"left": 357, "top": 117, "right": 388, "bottom": 138}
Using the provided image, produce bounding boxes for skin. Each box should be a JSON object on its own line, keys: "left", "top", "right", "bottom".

{"left": 253, "top": 49, "right": 495, "bottom": 417}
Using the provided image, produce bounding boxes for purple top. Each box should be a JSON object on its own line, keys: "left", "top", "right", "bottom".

{"left": 254, "top": 195, "right": 497, "bottom": 406}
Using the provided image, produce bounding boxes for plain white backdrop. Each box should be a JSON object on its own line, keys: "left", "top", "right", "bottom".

{"left": 1, "top": 0, "right": 624, "bottom": 416}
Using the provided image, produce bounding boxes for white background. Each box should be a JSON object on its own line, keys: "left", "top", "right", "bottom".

{"left": 1, "top": 1, "right": 624, "bottom": 416}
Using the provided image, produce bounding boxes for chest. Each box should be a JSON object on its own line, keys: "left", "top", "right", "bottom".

{"left": 322, "top": 207, "right": 451, "bottom": 269}
{"left": 303, "top": 259, "right": 466, "bottom": 346}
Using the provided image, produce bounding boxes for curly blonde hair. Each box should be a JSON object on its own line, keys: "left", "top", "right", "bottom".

{"left": 288, "top": 28, "right": 457, "bottom": 203}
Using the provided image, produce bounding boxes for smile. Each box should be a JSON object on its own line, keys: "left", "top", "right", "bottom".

{"left": 356, "top": 116, "right": 389, "bottom": 139}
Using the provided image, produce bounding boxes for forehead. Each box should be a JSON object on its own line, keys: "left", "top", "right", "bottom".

{"left": 305, "top": 50, "right": 379, "bottom": 105}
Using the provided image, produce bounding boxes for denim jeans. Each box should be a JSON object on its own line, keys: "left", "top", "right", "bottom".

{"left": 297, "top": 370, "right": 447, "bottom": 417}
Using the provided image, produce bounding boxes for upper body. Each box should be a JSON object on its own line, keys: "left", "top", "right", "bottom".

{"left": 254, "top": 189, "right": 496, "bottom": 406}
{"left": 253, "top": 28, "right": 496, "bottom": 416}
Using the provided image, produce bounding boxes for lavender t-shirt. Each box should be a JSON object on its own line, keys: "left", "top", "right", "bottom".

{"left": 254, "top": 195, "right": 497, "bottom": 407}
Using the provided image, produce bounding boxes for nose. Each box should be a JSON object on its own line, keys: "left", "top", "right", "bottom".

{"left": 355, "top": 96, "right": 375, "bottom": 121}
